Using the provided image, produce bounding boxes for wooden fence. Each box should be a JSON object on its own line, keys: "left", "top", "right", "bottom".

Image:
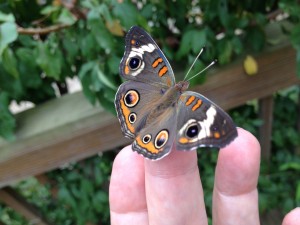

{"left": 0, "top": 25, "right": 299, "bottom": 224}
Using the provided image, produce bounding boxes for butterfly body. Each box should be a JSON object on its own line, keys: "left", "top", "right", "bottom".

{"left": 115, "top": 26, "right": 238, "bottom": 160}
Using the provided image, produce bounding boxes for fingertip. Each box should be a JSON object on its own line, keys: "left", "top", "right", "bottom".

{"left": 109, "top": 145, "right": 146, "bottom": 213}
{"left": 111, "top": 145, "right": 143, "bottom": 172}
{"left": 234, "top": 127, "right": 261, "bottom": 154}
{"left": 215, "top": 127, "right": 261, "bottom": 195}
{"left": 282, "top": 207, "right": 300, "bottom": 225}
{"left": 144, "top": 146, "right": 198, "bottom": 178}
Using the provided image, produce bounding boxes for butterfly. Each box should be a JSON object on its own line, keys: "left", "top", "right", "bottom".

{"left": 115, "top": 26, "right": 238, "bottom": 160}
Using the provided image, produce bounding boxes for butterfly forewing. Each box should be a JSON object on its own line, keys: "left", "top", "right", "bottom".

{"left": 119, "top": 26, "right": 175, "bottom": 88}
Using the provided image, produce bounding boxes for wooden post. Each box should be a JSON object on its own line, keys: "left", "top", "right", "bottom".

{"left": 0, "top": 187, "right": 52, "bottom": 225}
{"left": 259, "top": 96, "right": 274, "bottom": 160}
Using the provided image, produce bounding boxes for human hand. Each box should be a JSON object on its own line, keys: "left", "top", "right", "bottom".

{"left": 109, "top": 128, "right": 299, "bottom": 224}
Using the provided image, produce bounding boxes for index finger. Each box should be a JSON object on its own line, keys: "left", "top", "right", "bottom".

{"left": 144, "top": 147, "right": 208, "bottom": 225}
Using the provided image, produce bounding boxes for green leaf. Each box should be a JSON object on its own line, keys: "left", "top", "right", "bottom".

{"left": 218, "top": 0, "right": 229, "bottom": 28}
{"left": 89, "top": 19, "right": 115, "bottom": 52}
{"left": 279, "top": 162, "right": 300, "bottom": 171}
{"left": 1, "top": 48, "right": 19, "bottom": 78}
{"left": 113, "top": 2, "right": 141, "bottom": 29}
{"left": 176, "top": 29, "right": 207, "bottom": 58}
{"left": 253, "top": 13, "right": 267, "bottom": 26}
{"left": 140, "top": 3, "right": 154, "bottom": 19}
{"left": 191, "top": 30, "right": 207, "bottom": 54}
{"left": 16, "top": 48, "right": 42, "bottom": 88}
{"left": 62, "top": 36, "right": 79, "bottom": 64}
{"left": 0, "top": 22, "right": 18, "bottom": 56}
{"left": 296, "top": 181, "right": 300, "bottom": 203}
{"left": 246, "top": 27, "right": 265, "bottom": 51}
{"left": 98, "top": 4, "right": 113, "bottom": 23}
{"left": 78, "top": 61, "right": 97, "bottom": 105}
{"left": 95, "top": 64, "right": 117, "bottom": 90}
{"left": 231, "top": 36, "right": 243, "bottom": 55}
{"left": 290, "top": 24, "right": 300, "bottom": 49}
{"left": 58, "top": 8, "right": 77, "bottom": 25}
{"left": 0, "top": 92, "right": 15, "bottom": 140}
{"left": 40, "top": 5, "right": 60, "bottom": 15}
{"left": 96, "top": 90, "right": 115, "bottom": 114}
{"left": 107, "top": 54, "right": 120, "bottom": 74}
{"left": 79, "top": 33, "right": 98, "bottom": 59}
{"left": 0, "top": 12, "right": 15, "bottom": 22}
{"left": 217, "top": 39, "right": 233, "bottom": 64}
{"left": 58, "top": 185, "right": 77, "bottom": 208}
{"left": 176, "top": 29, "right": 193, "bottom": 59}
{"left": 36, "top": 41, "right": 63, "bottom": 80}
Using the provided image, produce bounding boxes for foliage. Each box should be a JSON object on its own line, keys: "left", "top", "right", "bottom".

{"left": 8, "top": 152, "right": 115, "bottom": 225}
{"left": 0, "top": 0, "right": 300, "bottom": 139}
{"left": 0, "top": 203, "right": 28, "bottom": 225}
{"left": 0, "top": 0, "right": 299, "bottom": 224}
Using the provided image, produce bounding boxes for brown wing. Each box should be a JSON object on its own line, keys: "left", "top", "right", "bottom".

{"left": 119, "top": 26, "right": 175, "bottom": 88}
{"left": 176, "top": 91, "right": 238, "bottom": 150}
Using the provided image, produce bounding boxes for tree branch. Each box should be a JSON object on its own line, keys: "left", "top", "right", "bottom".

{"left": 17, "top": 23, "right": 72, "bottom": 35}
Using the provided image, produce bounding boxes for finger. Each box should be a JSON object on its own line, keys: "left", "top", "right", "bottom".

{"left": 213, "top": 128, "right": 261, "bottom": 225}
{"left": 282, "top": 207, "right": 300, "bottom": 225}
{"left": 144, "top": 147, "right": 208, "bottom": 225}
{"left": 109, "top": 146, "right": 148, "bottom": 225}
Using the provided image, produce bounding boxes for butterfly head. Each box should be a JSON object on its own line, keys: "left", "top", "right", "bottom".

{"left": 175, "top": 81, "right": 189, "bottom": 93}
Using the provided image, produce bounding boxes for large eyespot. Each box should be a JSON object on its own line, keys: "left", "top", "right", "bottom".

{"left": 128, "top": 113, "right": 137, "bottom": 124}
{"left": 186, "top": 123, "right": 200, "bottom": 138}
{"left": 128, "top": 57, "right": 141, "bottom": 70}
{"left": 154, "top": 130, "right": 169, "bottom": 149}
{"left": 142, "top": 134, "right": 151, "bottom": 144}
{"left": 124, "top": 90, "right": 139, "bottom": 108}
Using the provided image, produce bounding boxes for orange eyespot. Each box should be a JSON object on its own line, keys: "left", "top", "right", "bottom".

{"left": 124, "top": 90, "right": 140, "bottom": 108}
{"left": 154, "top": 130, "right": 169, "bottom": 149}
{"left": 128, "top": 113, "right": 137, "bottom": 124}
{"left": 142, "top": 134, "right": 152, "bottom": 144}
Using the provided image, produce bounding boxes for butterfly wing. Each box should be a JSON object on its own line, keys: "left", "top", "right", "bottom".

{"left": 132, "top": 106, "right": 177, "bottom": 160}
{"left": 115, "top": 80, "right": 177, "bottom": 160}
{"left": 115, "top": 80, "right": 164, "bottom": 139}
{"left": 176, "top": 91, "right": 238, "bottom": 150}
{"left": 120, "top": 26, "right": 175, "bottom": 88}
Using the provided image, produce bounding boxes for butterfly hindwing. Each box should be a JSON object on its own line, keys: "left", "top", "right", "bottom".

{"left": 119, "top": 26, "right": 175, "bottom": 88}
{"left": 132, "top": 106, "right": 177, "bottom": 160}
{"left": 115, "top": 80, "right": 163, "bottom": 139}
{"left": 176, "top": 91, "right": 238, "bottom": 150}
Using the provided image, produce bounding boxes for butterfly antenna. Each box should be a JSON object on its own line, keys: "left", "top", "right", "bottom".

{"left": 186, "top": 59, "right": 217, "bottom": 81}
{"left": 183, "top": 47, "right": 205, "bottom": 80}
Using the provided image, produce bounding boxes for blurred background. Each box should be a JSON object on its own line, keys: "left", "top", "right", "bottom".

{"left": 0, "top": 0, "right": 299, "bottom": 224}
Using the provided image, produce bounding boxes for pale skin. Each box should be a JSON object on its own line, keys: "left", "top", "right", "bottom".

{"left": 109, "top": 128, "right": 300, "bottom": 225}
